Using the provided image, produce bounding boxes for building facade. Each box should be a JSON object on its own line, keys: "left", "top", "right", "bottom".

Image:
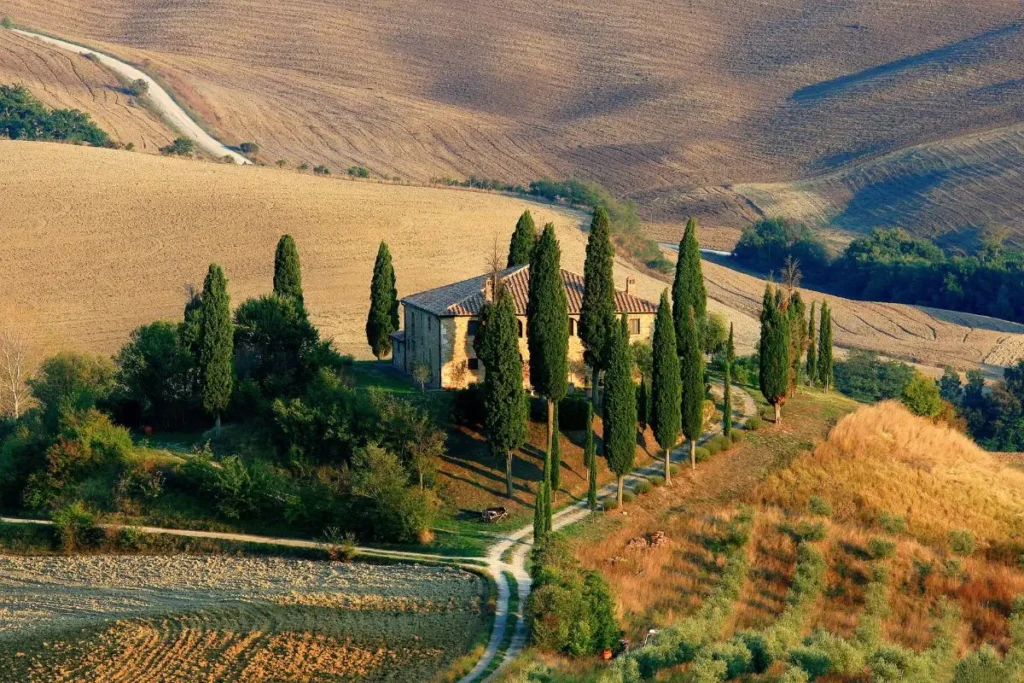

{"left": 390, "top": 265, "right": 657, "bottom": 390}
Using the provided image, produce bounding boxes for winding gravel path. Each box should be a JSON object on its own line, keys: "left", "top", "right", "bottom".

{"left": 12, "top": 28, "right": 251, "bottom": 165}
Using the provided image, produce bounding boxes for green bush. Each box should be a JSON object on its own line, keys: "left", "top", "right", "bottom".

{"left": 313, "top": 165, "right": 331, "bottom": 176}
{"left": 1, "top": 16, "right": 12, "bottom": 29}
{"left": 622, "top": 491, "right": 636, "bottom": 504}
{"left": 745, "top": 416, "right": 762, "bottom": 431}
{"left": 730, "top": 430, "right": 744, "bottom": 443}
{"left": 780, "top": 520, "right": 827, "bottom": 543}
{"left": 649, "top": 475, "right": 665, "bottom": 487}
{"left": 669, "top": 464, "right": 680, "bottom": 476}
{"left": 116, "top": 525, "right": 143, "bottom": 550}
{"left": 160, "top": 137, "right": 195, "bottom": 156}
{"left": 952, "top": 645, "right": 1008, "bottom": 683}
{"left": 878, "top": 512, "right": 907, "bottom": 534}
{"left": 53, "top": 501, "right": 103, "bottom": 551}
{"left": 789, "top": 645, "right": 832, "bottom": 679}
{"left": 603, "top": 498, "right": 619, "bottom": 511}
{"left": 347, "top": 165, "right": 370, "bottom": 178}
{"left": 942, "top": 558, "right": 965, "bottom": 580}
{"left": 695, "top": 446, "right": 712, "bottom": 462}
{"left": 736, "top": 631, "right": 771, "bottom": 674}
{"left": 708, "top": 434, "right": 732, "bottom": 453}
{"left": 707, "top": 638, "right": 753, "bottom": 678}
{"left": 778, "top": 666, "right": 811, "bottom": 683}
{"left": 949, "top": 530, "right": 976, "bottom": 556}
{"left": 0, "top": 84, "right": 110, "bottom": 146}
{"left": 808, "top": 495, "right": 831, "bottom": 516}
{"left": 867, "top": 537, "right": 896, "bottom": 560}
{"left": 238, "top": 141, "right": 260, "bottom": 156}
{"left": 635, "top": 480, "right": 653, "bottom": 495}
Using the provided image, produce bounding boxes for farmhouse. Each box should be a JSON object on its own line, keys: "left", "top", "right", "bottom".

{"left": 391, "top": 265, "right": 657, "bottom": 389}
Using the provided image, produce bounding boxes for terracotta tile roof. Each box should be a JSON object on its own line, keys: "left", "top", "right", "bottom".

{"left": 402, "top": 265, "right": 657, "bottom": 317}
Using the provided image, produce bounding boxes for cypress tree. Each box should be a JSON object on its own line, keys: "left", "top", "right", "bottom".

{"left": 604, "top": 316, "right": 637, "bottom": 506}
{"left": 723, "top": 323, "right": 734, "bottom": 438}
{"left": 533, "top": 480, "right": 546, "bottom": 543}
{"left": 759, "top": 283, "right": 791, "bottom": 423}
{"left": 541, "top": 443, "right": 553, "bottom": 533}
{"left": 672, "top": 218, "right": 708, "bottom": 353}
{"left": 198, "top": 264, "right": 233, "bottom": 434}
{"left": 550, "top": 403, "right": 562, "bottom": 495}
{"left": 680, "top": 306, "right": 705, "bottom": 469}
{"left": 650, "top": 290, "right": 681, "bottom": 484}
{"left": 507, "top": 210, "right": 537, "bottom": 267}
{"left": 806, "top": 302, "right": 818, "bottom": 386}
{"left": 787, "top": 290, "right": 807, "bottom": 395}
{"left": 273, "top": 234, "right": 303, "bottom": 305}
{"left": 818, "top": 302, "right": 834, "bottom": 392}
{"left": 585, "top": 402, "right": 598, "bottom": 509}
{"left": 477, "top": 289, "right": 528, "bottom": 497}
{"left": 527, "top": 223, "right": 570, "bottom": 458}
{"left": 366, "top": 241, "right": 399, "bottom": 360}
{"left": 637, "top": 380, "right": 649, "bottom": 432}
{"left": 579, "top": 206, "right": 617, "bottom": 411}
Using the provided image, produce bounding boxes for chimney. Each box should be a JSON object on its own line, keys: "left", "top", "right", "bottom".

{"left": 625, "top": 277, "right": 635, "bottom": 294}
{"left": 484, "top": 277, "right": 495, "bottom": 302}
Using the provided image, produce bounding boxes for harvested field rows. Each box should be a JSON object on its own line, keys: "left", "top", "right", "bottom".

{"left": 0, "top": 30, "right": 176, "bottom": 153}
{"left": 0, "top": 555, "right": 487, "bottom": 682}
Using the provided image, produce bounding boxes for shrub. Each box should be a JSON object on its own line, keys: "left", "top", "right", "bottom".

{"left": 730, "top": 430, "right": 744, "bottom": 443}
{"left": 952, "top": 645, "right": 1007, "bottom": 683}
{"left": 558, "top": 395, "right": 591, "bottom": 430}
{"left": 347, "top": 165, "right": 370, "bottom": 178}
{"left": 695, "top": 446, "right": 712, "bottom": 462}
{"left": 603, "top": 497, "right": 619, "bottom": 511}
{"left": 298, "top": 162, "right": 309, "bottom": 171}
{"left": 1, "top": 16, "right": 12, "bottom": 29}
{"left": 709, "top": 434, "right": 732, "bottom": 452}
{"left": 622, "top": 491, "right": 636, "bottom": 503}
{"left": 53, "top": 501, "right": 103, "bottom": 551}
{"left": 789, "top": 645, "right": 832, "bottom": 679}
{"left": 313, "top": 165, "right": 331, "bottom": 176}
{"left": 780, "top": 520, "right": 827, "bottom": 543}
{"left": 942, "top": 558, "right": 965, "bottom": 580}
{"left": 635, "top": 480, "right": 653, "bottom": 495}
{"left": 736, "top": 631, "right": 771, "bottom": 674}
{"left": 808, "top": 496, "right": 831, "bottom": 516}
{"left": 745, "top": 416, "right": 762, "bottom": 431}
{"left": 160, "top": 137, "right": 195, "bottom": 156}
{"left": 116, "top": 525, "right": 143, "bottom": 550}
{"left": 649, "top": 475, "right": 665, "bottom": 487}
{"left": 950, "top": 530, "right": 976, "bottom": 556}
{"left": 276, "top": 159, "right": 287, "bottom": 167}
{"left": 778, "top": 666, "right": 811, "bottom": 683}
{"left": 878, "top": 512, "right": 907, "bottom": 534}
{"left": 238, "top": 141, "right": 260, "bottom": 156}
{"left": 669, "top": 464, "right": 680, "bottom": 476}
{"left": 902, "top": 372, "right": 943, "bottom": 418}
{"left": 127, "top": 78, "right": 148, "bottom": 97}
{"left": 706, "top": 638, "right": 753, "bottom": 678}
{"left": 867, "top": 537, "right": 896, "bottom": 560}
{"left": 705, "top": 440, "right": 722, "bottom": 457}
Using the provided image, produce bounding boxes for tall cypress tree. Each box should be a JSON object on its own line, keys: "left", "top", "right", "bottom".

{"left": 580, "top": 206, "right": 617, "bottom": 411}
{"left": 476, "top": 288, "right": 528, "bottom": 497}
{"left": 680, "top": 306, "right": 705, "bottom": 468}
{"left": 585, "top": 402, "right": 598, "bottom": 509}
{"left": 723, "top": 323, "right": 734, "bottom": 438}
{"left": 198, "top": 264, "right": 233, "bottom": 434}
{"left": 759, "top": 283, "right": 791, "bottom": 423}
{"left": 533, "top": 480, "right": 546, "bottom": 543}
{"left": 672, "top": 218, "right": 708, "bottom": 353}
{"left": 637, "top": 381, "right": 649, "bottom": 432}
{"left": 650, "top": 291, "right": 681, "bottom": 484}
{"left": 527, "top": 223, "right": 570, "bottom": 458}
{"left": 604, "top": 317, "right": 637, "bottom": 506}
{"left": 366, "top": 241, "right": 399, "bottom": 360}
{"left": 550, "top": 403, "right": 562, "bottom": 495}
{"left": 787, "top": 290, "right": 807, "bottom": 396}
{"left": 273, "top": 234, "right": 304, "bottom": 305}
{"left": 507, "top": 210, "right": 537, "bottom": 267}
{"left": 818, "top": 302, "right": 834, "bottom": 392}
{"left": 806, "top": 302, "right": 818, "bottom": 386}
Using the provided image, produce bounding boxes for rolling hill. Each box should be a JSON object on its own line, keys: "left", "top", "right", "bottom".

{"left": 3, "top": 1, "right": 1023, "bottom": 246}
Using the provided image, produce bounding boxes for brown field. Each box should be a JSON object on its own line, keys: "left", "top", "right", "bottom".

{"left": 0, "top": 29, "right": 176, "bottom": 153}
{"left": 4, "top": 1, "right": 1023, "bottom": 244}
{"left": 0, "top": 555, "right": 488, "bottom": 682}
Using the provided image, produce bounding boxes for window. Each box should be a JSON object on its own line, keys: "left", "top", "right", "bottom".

{"left": 517, "top": 320, "right": 524, "bottom": 338}
{"left": 468, "top": 358, "right": 479, "bottom": 371}
{"left": 629, "top": 318, "right": 641, "bottom": 336}
{"left": 569, "top": 318, "right": 576, "bottom": 336}
{"left": 468, "top": 320, "right": 480, "bottom": 336}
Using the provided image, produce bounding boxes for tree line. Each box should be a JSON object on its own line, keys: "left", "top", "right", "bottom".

{"left": 0, "top": 84, "right": 110, "bottom": 148}
{"left": 735, "top": 219, "right": 1024, "bottom": 324}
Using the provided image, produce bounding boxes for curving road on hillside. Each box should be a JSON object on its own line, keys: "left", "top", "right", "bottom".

{"left": 12, "top": 28, "right": 251, "bottom": 165}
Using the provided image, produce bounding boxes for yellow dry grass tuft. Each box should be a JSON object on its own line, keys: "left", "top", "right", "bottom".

{"left": 757, "top": 401, "right": 1024, "bottom": 551}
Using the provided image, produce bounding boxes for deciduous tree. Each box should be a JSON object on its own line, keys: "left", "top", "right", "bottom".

{"left": 603, "top": 317, "right": 637, "bottom": 506}
{"left": 507, "top": 210, "right": 536, "bottom": 267}
{"left": 198, "top": 264, "right": 233, "bottom": 434}
{"left": 366, "top": 241, "right": 399, "bottom": 360}
{"left": 273, "top": 234, "right": 304, "bottom": 305}
{"left": 579, "top": 207, "right": 617, "bottom": 410}
{"left": 650, "top": 291, "right": 681, "bottom": 484}
{"left": 0, "top": 327, "right": 30, "bottom": 419}
{"left": 759, "top": 283, "right": 791, "bottom": 423}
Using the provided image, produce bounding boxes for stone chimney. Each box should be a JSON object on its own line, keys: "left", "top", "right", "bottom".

{"left": 625, "top": 277, "right": 636, "bottom": 294}
{"left": 484, "top": 277, "right": 495, "bottom": 302}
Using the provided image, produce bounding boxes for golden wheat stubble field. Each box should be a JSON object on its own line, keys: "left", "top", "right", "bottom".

{"left": 6, "top": 0, "right": 1024, "bottom": 244}
{"left": 0, "top": 555, "right": 488, "bottom": 682}
{"left": 0, "top": 30, "right": 176, "bottom": 154}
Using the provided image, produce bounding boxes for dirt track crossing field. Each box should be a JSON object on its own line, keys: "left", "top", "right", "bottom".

{"left": 0, "top": 555, "right": 487, "bottom": 682}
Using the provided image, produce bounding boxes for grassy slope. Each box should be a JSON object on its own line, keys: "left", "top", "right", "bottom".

{"left": 3, "top": 2, "right": 1023, "bottom": 244}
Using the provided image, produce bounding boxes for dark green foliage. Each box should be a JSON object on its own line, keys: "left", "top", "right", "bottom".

{"left": 673, "top": 218, "right": 707, "bottom": 353}
{"left": 788, "top": 290, "right": 808, "bottom": 393}
{"left": 734, "top": 218, "right": 831, "bottom": 276}
{"left": 867, "top": 537, "right": 896, "bottom": 560}
{"left": 366, "top": 241, "right": 399, "bottom": 359}
{"left": 313, "top": 165, "right": 331, "bottom": 176}
{"left": 273, "top": 235, "right": 304, "bottom": 304}
{"left": 760, "top": 284, "right": 791, "bottom": 420}
{"left": 527, "top": 224, "right": 570, "bottom": 405}
{"left": 650, "top": 291, "right": 681, "bottom": 480}
{"left": 238, "top": 141, "right": 259, "bottom": 156}
{"left": 680, "top": 304, "right": 705, "bottom": 467}
{"left": 939, "top": 366, "right": 962, "bottom": 403}
{"left": 579, "top": 207, "right": 617, "bottom": 379}
{"left": 550, "top": 403, "right": 562, "bottom": 494}
{"left": 475, "top": 289, "right": 528, "bottom": 497}
{"left": 806, "top": 302, "right": 818, "bottom": 385}
{"left": 557, "top": 395, "right": 591, "bottom": 431}
{"left": 953, "top": 645, "right": 1008, "bottom": 683}
{"left": 636, "top": 380, "right": 649, "bottom": 431}
{"left": 507, "top": 210, "right": 537, "bottom": 267}
{"left": 584, "top": 402, "right": 597, "bottom": 509}
{"left": 817, "top": 302, "right": 834, "bottom": 391}
{"left": 347, "top": 165, "right": 370, "bottom": 178}
{"left": 779, "top": 520, "right": 827, "bottom": 543}
{"left": 198, "top": 265, "right": 234, "bottom": 425}
{"left": 902, "top": 373, "right": 942, "bottom": 417}
{"left": 233, "top": 294, "right": 320, "bottom": 400}
{"left": 534, "top": 480, "right": 546, "bottom": 543}
{"left": 724, "top": 323, "right": 734, "bottom": 437}
{"left": 28, "top": 352, "right": 116, "bottom": 430}
{"left": 115, "top": 322, "right": 196, "bottom": 428}
{"left": 603, "top": 318, "right": 637, "bottom": 504}
{"left": 0, "top": 84, "right": 110, "bottom": 146}
{"left": 834, "top": 350, "right": 914, "bottom": 403}
{"left": 526, "top": 535, "right": 621, "bottom": 656}
{"left": 350, "top": 443, "right": 434, "bottom": 542}
{"left": 52, "top": 501, "right": 104, "bottom": 551}
{"left": 160, "top": 137, "right": 195, "bottom": 156}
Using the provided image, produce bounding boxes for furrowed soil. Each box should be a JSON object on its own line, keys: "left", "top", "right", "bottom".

{"left": 0, "top": 555, "right": 487, "bottom": 682}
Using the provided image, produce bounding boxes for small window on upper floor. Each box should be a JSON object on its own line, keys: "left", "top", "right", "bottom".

{"left": 568, "top": 319, "right": 576, "bottom": 336}
{"left": 468, "top": 320, "right": 480, "bottom": 337}
{"left": 517, "top": 320, "right": 524, "bottom": 338}
{"left": 629, "top": 318, "right": 641, "bottom": 336}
